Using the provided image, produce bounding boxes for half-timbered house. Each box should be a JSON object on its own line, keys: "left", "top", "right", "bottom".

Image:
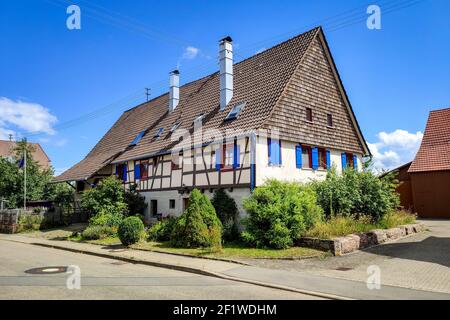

{"left": 55, "top": 27, "right": 370, "bottom": 222}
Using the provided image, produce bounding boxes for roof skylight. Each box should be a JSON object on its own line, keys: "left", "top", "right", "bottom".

{"left": 130, "top": 131, "right": 145, "bottom": 146}
{"left": 170, "top": 122, "right": 181, "bottom": 133}
{"left": 154, "top": 128, "right": 164, "bottom": 138}
{"left": 225, "top": 102, "right": 246, "bottom": 120}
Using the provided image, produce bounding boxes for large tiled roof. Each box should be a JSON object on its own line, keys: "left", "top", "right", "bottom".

{"left": 409, "top": 107, "right": 450, "bottom": 173}
{"left": 0, "top": 140, "right": 51, "bottom": 168}
{"left": 55, "top": 28, "right": 320, "bottom": 182}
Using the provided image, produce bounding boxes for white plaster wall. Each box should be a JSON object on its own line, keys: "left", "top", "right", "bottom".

{"left": 140, "top": 188, "right": 251, "bottom": 222}
{"left": 255, "top": 136, "right": 363, "bottom": 186}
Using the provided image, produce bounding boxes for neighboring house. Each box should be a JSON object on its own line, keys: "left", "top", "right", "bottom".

{"left": 383, "top": 161, "right": 414, "bottom": 212}
{"left": 55, "top": 27, "right": 370, "bottom": 222}
{"left": 408, "top": 107, "right": 450, "bottom": 218}
{"left": 0, "top": 140, "right": 51, "bottom": 169}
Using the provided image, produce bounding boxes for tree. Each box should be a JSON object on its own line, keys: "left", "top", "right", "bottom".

{"left": 124, "top": 183, "right": 147, "bottom": 219}
{"left": 211, "top": 189, "right": 239, "bottom": 242}
{"left": 0, "top": 139, "right": 55, "bottom": 208}
{"left": 171, "top": 189, "right": 223, "bottom": 248}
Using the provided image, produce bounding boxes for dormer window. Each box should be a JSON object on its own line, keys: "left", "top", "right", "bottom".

{"left": 154, "top": 128, "right": 164, "bottom": 138}
{"left": 225, "top": 102, "right": 246, "bottom": 121}
{"left": 306, "top": 108, "right": 313, "bottom": 122}
{"left": 193, "top": 113, "right": 205, "bottom": 125}
{"left": 170, "top": 122, "right": 181, "bottom": 133}
{"left": 130, "top": 131, "right": 145, "bottom": 146}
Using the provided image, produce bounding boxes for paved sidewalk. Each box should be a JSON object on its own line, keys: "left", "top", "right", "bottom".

{"left": 245, "top": 219, "right": 450, "bottom": 295}
{"left": 1, "top": 233, "right": 449, "bottom": 300}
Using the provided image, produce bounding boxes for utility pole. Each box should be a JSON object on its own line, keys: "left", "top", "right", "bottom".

{"left": 145, "top": 88, "right": 151, "bottom": 102}
{"left": 23, "top": 142, "right": 27, "bottom": 211}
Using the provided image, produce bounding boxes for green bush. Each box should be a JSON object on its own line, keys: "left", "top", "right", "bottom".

{"left": 313, "top": 168, "right": 400, "bottom": 222}
{"left": 242, "top": 180, "right": 323, "bottom": 249}
{"left": 81, "top": 225, "right": 116, "bottom": 240}
{"left": 305, "top": 215, "right": 375, "bottom": 239}
{"left": 171, "top": 189, "right": 223, "bottom": 248}
{"left": 211, "top": 189, "right": 240, "bottom": 242}
{"left": 118, "top": 216, "right": 145, "bottom": 246}
{"left": 147, "top": 216, "right": 177, "bottom": 242}
{"left": 18, "top": 214, "right": 44, "bottom": 232}
{"left": 378, "top": 210, "right": 416, "bottom": 229}
{"left": 81, "top": 176, "right": 127, "bottom": 227}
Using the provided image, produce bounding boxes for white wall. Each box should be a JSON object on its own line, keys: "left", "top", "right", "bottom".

{"left": 140, "top": 188, "right": 251, "bottom": 223}
{"left": 255, "top": 136, "right": 362, "bottom": 186}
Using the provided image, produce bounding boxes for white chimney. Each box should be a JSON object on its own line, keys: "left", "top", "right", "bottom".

{"left": 169, "top": 69, "right": 180, "bottom": 113}
{"left": 219, "top": 36, "right": 233, "bottom": 111}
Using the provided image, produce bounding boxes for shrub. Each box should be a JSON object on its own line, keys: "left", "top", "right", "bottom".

{"left": 379, "top": 210, "right": 416, "bottom": 229}
{"left": 211, "top": 189, "right": 240, "bottom": 242}
{"left": 124, "top": 184, "right": 147, "bottom": 219}
{"left": 171, "top": 189, "right": 222, "bottom": 248}
{"left": 305, "top": 215, "right": 375, "bottom": 239}
{"left": 81, "top": 176, "right": 128, "bottom": 219}
{"left": 147, "top": 216, "right": 177, "bottom": 242}
{"left": 18, "top": 214, "right": 44, "bottom": 232}
{"left": 314, "top": 168, "right": 400, "bottom": 222}
{"left": 81, "top": 225, "right": 116, "bottom": 240}
{"left": 242, "top": 180, "right": 323, "bottom": 249}
{"left": 118, "top": 216, "right": 145, "bottom": 246}
{"left": 89, "top": 205, "right": 125, "bottom": 228}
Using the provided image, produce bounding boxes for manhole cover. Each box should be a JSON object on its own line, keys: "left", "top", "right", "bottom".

{"left": 335, "top": 267, "right": 353, "bottom": 271}
{"left": 25, "top": 266, "right": 68, "bottom": 274}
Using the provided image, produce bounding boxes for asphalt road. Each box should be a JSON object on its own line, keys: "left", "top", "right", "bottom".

{"left": 0, "top": 240, "right": 321, "bottom": 300}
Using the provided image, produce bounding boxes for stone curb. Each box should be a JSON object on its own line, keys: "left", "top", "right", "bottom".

{"left": 0, "top": 237, "right": 349, "bottom": 301}
{"left": 297, "top": 223, "right": 426, "bottom": 256}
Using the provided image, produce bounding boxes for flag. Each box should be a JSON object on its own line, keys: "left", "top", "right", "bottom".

{"left": 18, "top": 157, "right": 25, "bottom": 169}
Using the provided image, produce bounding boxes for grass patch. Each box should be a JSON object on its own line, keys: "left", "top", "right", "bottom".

{"left": 305, "top": 210, "right": 416, "bottom": 239}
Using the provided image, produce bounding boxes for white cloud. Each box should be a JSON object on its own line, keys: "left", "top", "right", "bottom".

{"left": 0, "top": 97, "right": 58, "bottom": 136}
{"left": 368, "top": 129, "right": 423, "bottom": 171}
{"left": 182, "top": 46, "right": 200, "bottom": 60}
{"left": 0, "top": 127, "right": 15, "bottom": 140}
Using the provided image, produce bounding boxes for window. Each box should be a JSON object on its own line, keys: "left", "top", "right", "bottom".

{"left": 318, "top": 148, "right": 327, "bottom": 169}
{"left": 171, "top": 152, "right": 182, "bottom": 170}
{"left": 193, "top": 113, "right": 205, "bottom": 125}
{"left": 140, "top": 161, "right": 149, "bottom": 179}
{"left": 306, "top": 108, "right": 313, "bottom": 122}
{"left": 154, "top": 128, "right": 164, "bottom": 138}
{"left": 268, "top": 138, "right": 282, "bottom": 166}
{"left": 116, "top": 163, "right": 127, "bottom": 182}
{"left": 169, "top": 199, "right": 176, "bottom": 209}
{"left": 130, "top": 131, "right": 145, "bottom": 146}
{"left": 342, "top": 153, "right": 357, "bottom": 170}
{"left": 225, "top": 102, "right": 246, "bottom": 120}
{"left": 327, "top": 114, "right": 333, "bottom": 127}
{"left": 302, "top": 146, "right": 312, "bottom": 169}
{"left": 76, "top": 181, "right": 85, "bottom": 192}
{"left": 215, "top": 142, "right": 240, "bottom": 171}
{"left": 170, "top": 122, "right": 181, "bottom": 133}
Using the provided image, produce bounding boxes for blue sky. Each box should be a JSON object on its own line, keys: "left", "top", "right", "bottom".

{"left": 1, "top": 0, "right": 449, "bottom": 174}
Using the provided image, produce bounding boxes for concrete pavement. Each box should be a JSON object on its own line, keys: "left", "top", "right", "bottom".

{"left": 0, "top": 240, "right": 321, "bottom": 300}
{"left": 246, "top": 219, "right": 450, "bottom": 295}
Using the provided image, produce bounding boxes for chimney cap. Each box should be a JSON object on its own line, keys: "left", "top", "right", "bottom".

{"left": 220, "top": 36, "right": 233, "bottom": 43}
{"left": 170, "top": 69, "right": 180, "bottom": 75}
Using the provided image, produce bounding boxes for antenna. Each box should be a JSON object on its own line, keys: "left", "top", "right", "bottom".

{"left": 8, "top": 134, "right": 13, "bottom": 142}
{"left": 145, "top": 88, "right": 151, "bottom": 102}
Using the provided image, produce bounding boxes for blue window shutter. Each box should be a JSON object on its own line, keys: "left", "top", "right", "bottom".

{"left": 122, "top": 164, "right": 127, "bottom": 181}
{"left": 267, "top": 138, "right": 272, "bottom": 165}
{"left": 134, "top": 163, "right": 140, "bottom": 180}
{"left": 312, "top": 147, "right": 319, "bottom": 170}
{"left": 341, "top": 153, "right": 347, "bottom": 170}
{"left": 326, "top": 150, "right": 331, "bottom": 169}
{"left": 233, "top": 143, "right": 240, "bottom": 169}
{"left": 295, "top": 145, "right": 302, "bottom": 169}
{"left": 353, "top": 154, "right": 358, "bottom": 171}
{"left": 278, "top": 140, "right": 282, "bottom": 165}
{"left": 115, "top": 165, "right": 119, "bottom": 177}
{"left": 215, "top": 148, "right": 222, "bottom": 171}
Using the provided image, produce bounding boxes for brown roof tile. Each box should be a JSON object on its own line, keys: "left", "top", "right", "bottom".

{"left": 409, "top": 107, "right": 450, "bottom": 173}
{"left": 0, "top": 140, "right": 51, "bottom": 168}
